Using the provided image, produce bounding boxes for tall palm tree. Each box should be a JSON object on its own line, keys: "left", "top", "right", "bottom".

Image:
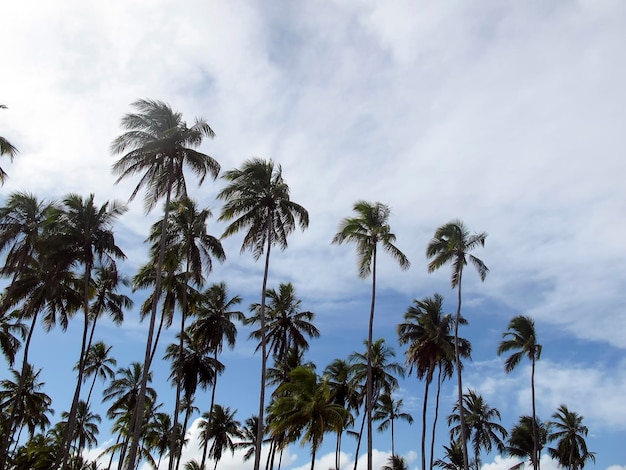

{"left": 268, "top": 366, "right": 349, "bottom": 470}
{"left": 548, "top": 405, "right": 595, "bottom": 470}
{"left": 398, "top": 293, "right": 470, "bottom": 470}
{"left": 426, "top": 220, "right": 488, "bottom": 470}
{"left": 200, "top": 404, "right": 243, "bottom": 470}
{"left": 217, "top": 157, "right": 308, "bottom": 470}
{"left": 434, "top": 441, "right": 467, "bottom": 470}
{"left": 332, "top": 201, "right": 410, "bottom": 470}
{"left": 0, "top": 104, "right": 18, "bottom": 184}
{"left": 58, "top": 400, "right": 101, "bottom": 456}
{"left": 53, "top": 193, "right": 127, "bottom": 468}
{"left": 381, "top": 455, "right": 409, "bottom": 470}
{"left": 448, "top": 390, "right": 507, "bottom": 470}
{"left": 111, "top": 98, "right": 219, "bottom": 468}
{"left": 234, "top": 415, "right": 261, "bottom": 463}
{"left": 498, "top": 315, "right": 542, "bottom": 470}
{"left": 349, "top": 338, "right": 405, "bottom": 470}
{"left": 189, "top": 282, "right": 244, "bottom": 470}
{"left": 372, "top": 393, "right": 413, "bottom": 459}
{"left": 149, "top": 196, "right": 225, "bottom": 470}
{"left": 323, "top": 358, "right": 360, "bottom": 470}
{"left": 506, "top": 415, "right": 549, "bottom": 470}
{"left": 80, "top": 341, "right": 117, "bottom": 407}
{"left": 247, "top": 282, "right": 320, "bottom": 369}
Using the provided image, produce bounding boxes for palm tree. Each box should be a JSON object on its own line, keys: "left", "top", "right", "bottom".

{"left": 323, "top": 358, "right": 361, "bottom": 470}
{"left": 247, "top": 282, "right": 320, "bottom": 370}
{"left": 0, "top": 105, "right": 18, "bottom": 184}
{"left": 398, "top": 293, "right": 470, "bottom": 470}
{"left": 53, "top": 193, "right": 127, "bottom": 468}
{"left": 349, "top": 338, "right": 405, "bottom": 470}
{"left": 498, "top": 315, "right": 542, "bottom": 470}
{"left": 200, "top": 404, "right": 243, "bottom": 470}
{"left": 189, "top": 282, "right": 244, "bottom": 470}
{"left": 381, "top": 455, "right": 409, "bottom": 470}
{"left": 268, "top": 366, "right": 349, "bottom": 470}
{"left": 448, "top": 390, "right": 507, "bottom": 470}
{"left": 434, "top": 441, "right": 467, "bottom": 470}
{"left": 372, "top": 393, "right": 413, "bottom": 459}
{"left": 80, "top": 341, "right": 117, "bottom": 407}
{"left": 217, "top": 157, "right": 309, "bottom": 470}
{"left": 548, "top": 405, "right": 595, "bottom": 470}
{"left": 144, "top": 412, "right": 176, "bottom": 469}
{"left": 332, "top": 201, "right": 410, "bottom": 470}
{"left": 426, "top": 220, "right": 488, "bottom": 470}
{"left": 234, "top": 415, "right": 261, "bottom": 463}
{"left": 149, "top": 196, "right": 225, "bottom": 470}
{"left": 0, "top": 308, "right": 25, "bottom": 367}
{"left": 58, "top": 400, "right": 101, "bottom": 456}
{"left": 506, "top": 415, "right": 549, "bottom": 470}
{"left": 111, "top": 98, "right": 219, "bottom": 468}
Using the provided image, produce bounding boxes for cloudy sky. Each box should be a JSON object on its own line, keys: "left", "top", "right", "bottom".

{"left": 1, "top": 0, "right": 625, "bottom": 469}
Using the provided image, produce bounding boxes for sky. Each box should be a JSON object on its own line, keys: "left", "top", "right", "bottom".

{"left": 1, "top": 0, "right": 625, "bottom": 469}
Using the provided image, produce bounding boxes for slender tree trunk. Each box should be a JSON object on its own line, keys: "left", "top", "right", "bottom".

{"left": 253, "top": 219, "right": 272, "bottom": 470}
{"left": 201, "top": 353, "right": 220, "bottom": 470}
{"left": 310, "top": 445, "right": 317, "bottom": 470}
{"left": 352, "top": 407, "right": 367, "bottom": 470}
{"left": 106, "top": 434, "right": 121, "bottom": 470}
{"left": 366, "top": 246, "right": 377, "bottom": 470}
{"left": 126, "top": 173, "right": 174, "bottom": 469}
{"left": 454, "top": 267, "right": 470, "bottom": 470}
{"left": 335, "top": 428, "right": 342, "bottom": 470}
{"left": 0, "top": 310, "right": 38, "bottom": 467}
{"left": 421, "top": 369, "right": 432, "bottom": 470}
{"left": 175, "top": 404, "right": 192, "bottom": 470}
{"left": 531, "top": 356, "right": 539, "bottom": 470}
{"left": 390, "top": 417, "right": 395, "bottom": 459}
{"left": 59, "top": 262, "right": 93, "bottom": 469}
{"left": 429, "top": 365, "right": 444, "bottom": 470}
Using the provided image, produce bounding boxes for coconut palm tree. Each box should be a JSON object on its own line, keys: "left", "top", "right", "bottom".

{"left": 0, "top": 308, "right": 25, "bottom": 367}
{"left": 382, "top": 455, "right": 409, "bottom": 470}
{"left": 426, "top": 220, "right": 488, "bottom": 470}
{"left": 323, "top": 358, "right": 360, "bottom": 470}
{"left": 149, "top": 196, "right": 225, "bottom": 470}
{"left": 448, "top": 390, "right": 507, "bottom": 470}
{"left": 80, "top": 341, "right": 117, "bottom": 407}
{"left": 200, "top": 404, "right": 243, "bottom": 470}
{"left": 332, "top": 201, "right": 410, "bottom": 470}
{"left": 247, "top": 282, "right": 320, "bottom": 369}
{"left": 188, "top": 281, "right": 244, "bottom": 470}
{"left": 398, "top": 293, "right": 470, "bottom": 470}
{"left": 217, "top": 157, "right": 308, "bottom": 470}
{"left": 268, "top": 366, "right": 349, "bottom": 470}
{"left": 548, "top": 405, "right": 595, "bottom": 470}
{"left": 111, "top": 98, "right": 219, "bottom": 468}
{"left": 434, "top": 441, "right": 467, "bottom": 470}
{"left": 349, "top": 338, "right": 405, "bottom": 470}
{"left": 372, "top": 393, "right": 413, "bottom": 459}
{"left": 53, "top": 193, "right": 127, "bottom": 468}
{"left": 0, "top": 105, "right": 18, "bottom": 184}
{"left": 234, "top": 415, "right": 261, "bottom": 463}
{"left": 498, "top": 315, "right": 542, "bottom": 470}
{"left": 57, "top": 400, "right": 101, "bottom": 456}
{"left": 506, "top": 415, "right": 549, "bottom": 470}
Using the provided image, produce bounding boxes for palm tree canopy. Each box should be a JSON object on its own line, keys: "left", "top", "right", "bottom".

{"left": 111, "top": 98, "right": 219, "bottom": 213}
{"left": 548, "top": 405, "right": 595, "bottom": 470}
{"left": 349, "top": 338, "right": 405, "bottom": 402}
{"left": 506, "top": 415, "right": 549, "bottom": 464}
{"left": 497, "top": 315, "right": 542, "bottom": 373}
{"left": 0, "top": 105, "right": 18, "bottom": 184}
{"left": 332, "top": 200, "right": 410, "bottom": 278}
{"left": 426, "top": 219, "right": 488, "bottom": 288}
{"left": 217, "top": 158, "right": 309, "bottom": 259}
{"left": 373, "top": 393, "right": 414, "bottom": 432}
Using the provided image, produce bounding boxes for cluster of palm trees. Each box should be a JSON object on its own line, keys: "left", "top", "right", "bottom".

{"left": 0, "top": 99, "right": 596, "bottom": 470}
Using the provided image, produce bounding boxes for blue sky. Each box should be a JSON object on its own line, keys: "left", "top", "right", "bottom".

{"left": 1, "top": 1, "right": 625, "bottom": 469}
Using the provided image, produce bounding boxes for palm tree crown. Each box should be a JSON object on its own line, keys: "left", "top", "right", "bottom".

{"left": 548, "top": 405, "right": 595, "bottom": 470}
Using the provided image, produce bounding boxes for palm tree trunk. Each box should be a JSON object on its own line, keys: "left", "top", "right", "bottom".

{"left": 421, "top": 370, "right": 432, "bottom": 470}
{"left": 454, "top": 267, "right": 470, "bottom": 470}
{"left": 58, "top": 262, "right": 93, "bottom": 469}
{"left": 0, "top": 310, "right": 38, "bottom": 467}
{"left": 366, "top": 246, "right": 377, "bottom": 470}
{"left": 531, "top": 356, "right": 539, "bottom": 470}
{"left": 175, "top": 404, "right": 192, "bottom": 470}
{"left": 335, "top": 429, "right": 342, "bottom": 470}
{"left": 352, "top": 407, "right": 367, "bottom": 470}
{"left": 390, "top": 416, "right": 395, "bottom": 459}
{"left": 310, "top": 445, "right": 317, "bottom": 470}
{"left": 201, "top": 353, "right": 220, "bottom": 470}
{"left": 429, "top": 365, "right": 444, "bottom": 470}
{"left": 253, "top": 218, "right": 273, "bottom": 470}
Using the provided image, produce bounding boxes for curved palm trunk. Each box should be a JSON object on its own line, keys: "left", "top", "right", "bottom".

{"left": 421, "top": 368, "right": 433, "bottom": 470}
{"left": 531, "top": 356, "right": 539, "bottom": 470}
{"left": 58, "top": 262, "right": 93, "bottom": 469}
{"left": 169, "top": 262, "right": 191, "bottom": 470}
{"left": 335, "top": 428, "right": 343, "bottom": 470}
{"left": 0, "top": 310, "right": 38, "bottom": 466}
{"left": 127, "top": 169, "right": 175, "bottom": 469}
{"left": 310, "top": 445, "right": 317, "bottom": 470}
{"left": 429, "top": 365, "right": 444, "bottom": 470}
{"left": 454, "top": 267, "right": 470, "bottom": 470}
{"left": 175, "top": 403, "right": 193, "bottom": 470}
{"left": 366, "top": 246, "right": 377, "bottom": 470}
{"left": 253, "top": 219, "right": 272, "bottom": 470}
{"left": 352, "top": 405, "right": 367, "bottom": 470}
{"left": 201, "top": 357, "right": 220, "bottom": 470}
